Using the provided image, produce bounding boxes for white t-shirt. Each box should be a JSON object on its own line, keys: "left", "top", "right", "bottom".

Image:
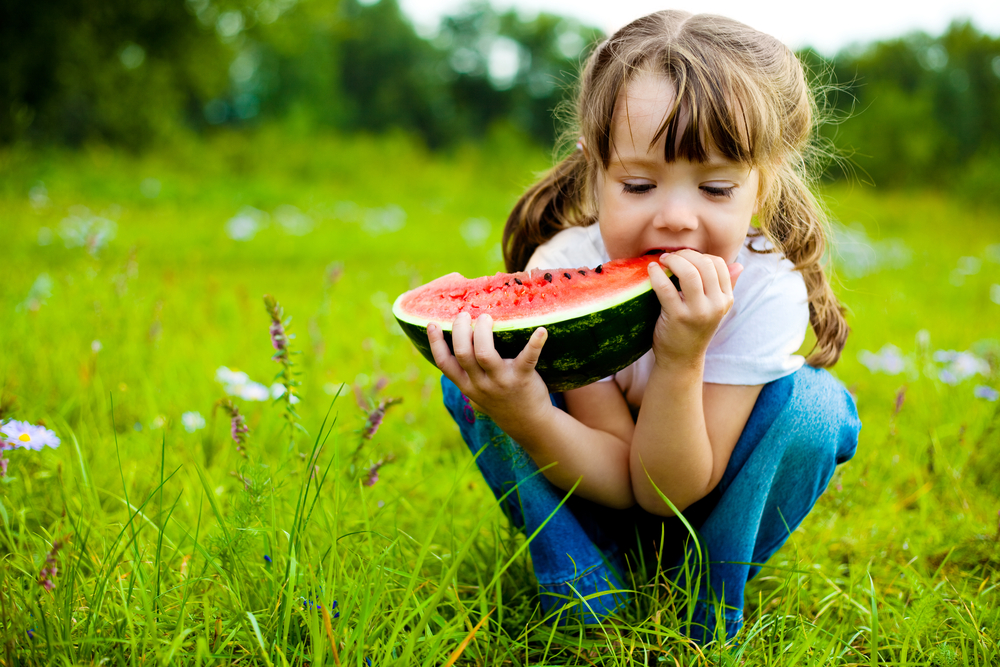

{"left": 525, "top": 224, "right": 809, "bottom": 406}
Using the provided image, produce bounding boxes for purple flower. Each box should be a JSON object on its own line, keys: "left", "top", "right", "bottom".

{"left": 230, "top": 411, "right": 248, "bottom": 444}
{"left": 362, "top": 398, "right": 401, "bottom": 440}
{"left": 264, "top": 295, "right": 290, "bottom": 363}
{"left": 364, "top": 462, "right": 382, "bottom": 487}
{"left": 216, "top": 399, "right": 250, "bottom": 456}
{"left": 269, "top": 320, "right": 287, "bottom": 353}
{"left": 974, "top": 385, "right": 999, "bottom": 402}
{"left": 363, "top": 455, "right": 395, "bottom": 487}
{"left": 363, "top": 405, "right": 386, "bottom": 440}
{"left": 38, "top": 537, "right": 66, "bottom": 591}
{"left": 300, "top": 598, "right": 340, "bottom": 618}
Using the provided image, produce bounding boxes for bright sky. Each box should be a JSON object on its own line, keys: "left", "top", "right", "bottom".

{"left": 398, "top": 0, "right": 1000, "bottom": 56}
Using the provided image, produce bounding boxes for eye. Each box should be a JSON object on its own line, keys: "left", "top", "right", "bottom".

{"left": 701, "top": 184, "right": 735, "bottom": 198}
{"left": 622, "top": 182, "right": 654, "bottom": 195}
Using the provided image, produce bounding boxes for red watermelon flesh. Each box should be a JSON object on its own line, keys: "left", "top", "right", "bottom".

{"left": 392, "top": 256, "right": 668, "bottom": 390}
{"left": 394, "top": 256, "right": 655, "bottom": 331}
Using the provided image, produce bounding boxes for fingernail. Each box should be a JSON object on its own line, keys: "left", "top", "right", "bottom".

{"left": 428, "top": 323, "right": 437, "bottom": 333}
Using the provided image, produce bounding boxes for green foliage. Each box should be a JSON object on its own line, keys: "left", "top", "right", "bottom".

{"left": 1, "top": 132, "right": 999, "bottom": 663}
{"left": 813, "top": 21, "right": 1000, "bottom": 195}
{"left": 5, "top": 0, "right": 1000, "bottom": 195}
{"left": 1, "top": 0, "right": 601, "bottom": 149}
{"left": 0, "top": 0, "right": 230, "bottom": 147}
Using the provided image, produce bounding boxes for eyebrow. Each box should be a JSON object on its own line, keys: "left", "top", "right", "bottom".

{"left": 608, "top": 155, "right": 746, "bottom": 171}
{"left": 608, "top": 156, "right": 660, "bottom": 170}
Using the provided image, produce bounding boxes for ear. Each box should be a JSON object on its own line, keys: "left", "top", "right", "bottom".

{"left": 576, "top": 136, "right": 589, "bottom": 160}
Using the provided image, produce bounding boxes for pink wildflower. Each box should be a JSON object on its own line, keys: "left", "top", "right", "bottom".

{"left": 38, "top": 537, "right": 67, "bottom": 591}
{"left": 264, "top": 295, "right": 290, "bottom": 363}
{"left": 270, "top": 320, "right": 287, "bottom": 354}
{"left": 363, "top": 398, "right": 401, "bottom": 440}
{"left": 364, "top": 461, "right": 382, "bottom": 487}
{"left": 216, "top": 399, "right": 250, "bottom": 457}
{"left": 363, "top": 454, "right": 394, "bottom": 487}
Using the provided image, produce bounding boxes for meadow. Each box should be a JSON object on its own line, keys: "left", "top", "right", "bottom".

{"left": 1, "top": 127, "right": 999, "bottom": 665}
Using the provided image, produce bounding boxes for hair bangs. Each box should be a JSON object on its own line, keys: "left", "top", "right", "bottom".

{"left": 649, "top": 62, "right": 763, "bottom": 166}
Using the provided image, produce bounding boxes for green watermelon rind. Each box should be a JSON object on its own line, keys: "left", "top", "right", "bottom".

{"left": 392, "top": 284, "right": 661, "bottom": 392}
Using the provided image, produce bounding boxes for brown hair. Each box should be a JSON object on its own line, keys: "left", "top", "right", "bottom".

{"left": 502, "top": 10, "right": 848, "bottom": 367}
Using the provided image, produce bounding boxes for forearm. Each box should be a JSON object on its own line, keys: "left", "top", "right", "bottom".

{"left": 630, "top": 359, "right": 716, "bottom": 515}
{"left": 489, "top": 403, "right": 635, "bottom": 509}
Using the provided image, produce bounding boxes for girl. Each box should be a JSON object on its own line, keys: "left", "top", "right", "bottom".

{"left": 427, "top": 10, "right": 860, "bottom": 643}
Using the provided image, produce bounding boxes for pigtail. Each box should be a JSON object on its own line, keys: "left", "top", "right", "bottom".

{"left": 756, "top": 166, "right": 849, "bottom": 368}
{"left": 502, "top": 148, "right": 595, "bottom": 272}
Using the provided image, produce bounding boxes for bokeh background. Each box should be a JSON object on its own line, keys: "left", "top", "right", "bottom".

{"left": 3, "top": 0, "right": 1000, "bottom": 197}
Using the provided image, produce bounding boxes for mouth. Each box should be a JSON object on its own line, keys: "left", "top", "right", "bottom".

{"left": 643, "top": 247, "right": 691, "bottom": 256}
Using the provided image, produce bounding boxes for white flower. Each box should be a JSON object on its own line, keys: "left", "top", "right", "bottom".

{"left": 225, "top": 206, "right": 269, "bottom": 241}
{"left": 238, "top": 382, "right": 271, "bottom": 402}
{"left": 181, "top": 412, "right": 206, "bottom": 433}
{"left": 858, "top": 344, "right": 907, "bottom": 375}
{"left": 270, "top": 383, "right": 300, "bottom": 404}
{"left": 0, "top": 420, "right": 61, "bottom": 451}
{"left": 216, "top": 366, "right": 250, "bottom": 386}
{"left": 216, "top": 366, "right": 270, "bottom": 401}
{"left": 933, "top": 350, "right": 990, "bottom": 383}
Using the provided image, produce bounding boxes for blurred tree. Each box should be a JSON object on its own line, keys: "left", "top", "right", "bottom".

{"left": 3, "top": 0, "right": 997, "bottom": 202}
{"left": 435, "top": 2, "right": 602, "bottom": 145}
{"left": 816, "top": 21, "right": 1000, "bottom": 189}
{"left": 0, "top": 0, "right": 231, "bottom": 146}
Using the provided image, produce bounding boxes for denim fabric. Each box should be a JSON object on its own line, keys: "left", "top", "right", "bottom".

{"left": 441, "top": 365, "right": 860, "bottom": 643}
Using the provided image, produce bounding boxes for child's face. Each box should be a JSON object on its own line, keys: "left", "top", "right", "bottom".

{"left": 595, "top": 72, "right": 759, "bottom": 264}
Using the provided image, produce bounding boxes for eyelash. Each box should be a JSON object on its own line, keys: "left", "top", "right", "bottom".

{"left": 621, "top": 183, "right": 654, "bottom": 195}
{"left": 701, "top": 185, "right": 735, "bottom": 198}
{"left": 620, "top": 183, "right": 736, "bottom": 198}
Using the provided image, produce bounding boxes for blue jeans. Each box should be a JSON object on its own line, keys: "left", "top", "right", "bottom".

{"left": 441, "top": 365, "right": 860, "bottom": 643}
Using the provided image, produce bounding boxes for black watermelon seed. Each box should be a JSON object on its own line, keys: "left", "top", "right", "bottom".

{"left": 544, "top": 273, "right": 552, "bottom": 282}
{"left": 595, "top": 265, "right": 603, "bottom": 273}
{"left": 514, "top": 278, "right": 522, "bottom": 285}
{"left": 563, "top": 272, "right": 572, "bottom": 280}
{"left": 578, "top": 269, "right": 586, "bottom": 275}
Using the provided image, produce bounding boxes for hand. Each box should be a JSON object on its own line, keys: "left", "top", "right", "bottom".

{"left": 647, "top": 250, "right": 743, "bottom": 366}
{"left": 427, "top": 312, "right": 551, "bottom": 423}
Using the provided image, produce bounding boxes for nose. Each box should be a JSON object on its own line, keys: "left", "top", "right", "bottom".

{"left": 652, "top": 189, "right": 698, "bottom": 232}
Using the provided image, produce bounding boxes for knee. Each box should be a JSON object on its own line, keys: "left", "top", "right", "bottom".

{"left": 781, "top": 366, "right": 861, "bottom": 466}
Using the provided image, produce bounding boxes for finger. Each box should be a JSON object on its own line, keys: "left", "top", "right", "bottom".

{"left": 514, "top": 327, "right": 548, "bottom": 371}
{"left": 649, "top": 261, "right": 682, "bottom": 309}
{"left": 679, "top": 250, "right": 724, "bottom": 299}
{"left": 472, "top": 314, "right": 503, "bottom": 371}
{"left": 659, "top": 253, "right": 704, "bottom": 299}
{"left": 450, "top": 312, "right": 481, "bottom": 374}
{"left": 728, "top": 262, "right": 744, "bottom": 289}
{"left": 427, "top": 322, "right": 469, "bottom": 385}
{"left": 709, "top": 254, "right": 731, "bottom": 297}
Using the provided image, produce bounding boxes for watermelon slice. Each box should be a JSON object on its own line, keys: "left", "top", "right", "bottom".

{"left": 392, "top": 257, "right": 673, "bottom": 391}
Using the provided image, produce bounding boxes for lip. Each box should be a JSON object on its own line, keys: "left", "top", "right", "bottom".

{"left": 643, "top": 246, "right": 694, "bottom": 256}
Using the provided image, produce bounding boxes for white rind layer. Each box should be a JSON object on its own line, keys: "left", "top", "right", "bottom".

{"left": 391, "top": 276, "right": 654, "bottom": 332}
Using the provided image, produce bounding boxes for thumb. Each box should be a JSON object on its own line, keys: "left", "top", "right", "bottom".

{"left": 728, "top": 262, "right": 744, "bottom": 288}
{"left": 516, "top": 327, "right": 548, "bottom": 371}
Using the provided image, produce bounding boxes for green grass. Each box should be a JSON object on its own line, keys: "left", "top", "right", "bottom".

{"left": 1, "top": 127, "right": 999, "bottom": 665}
